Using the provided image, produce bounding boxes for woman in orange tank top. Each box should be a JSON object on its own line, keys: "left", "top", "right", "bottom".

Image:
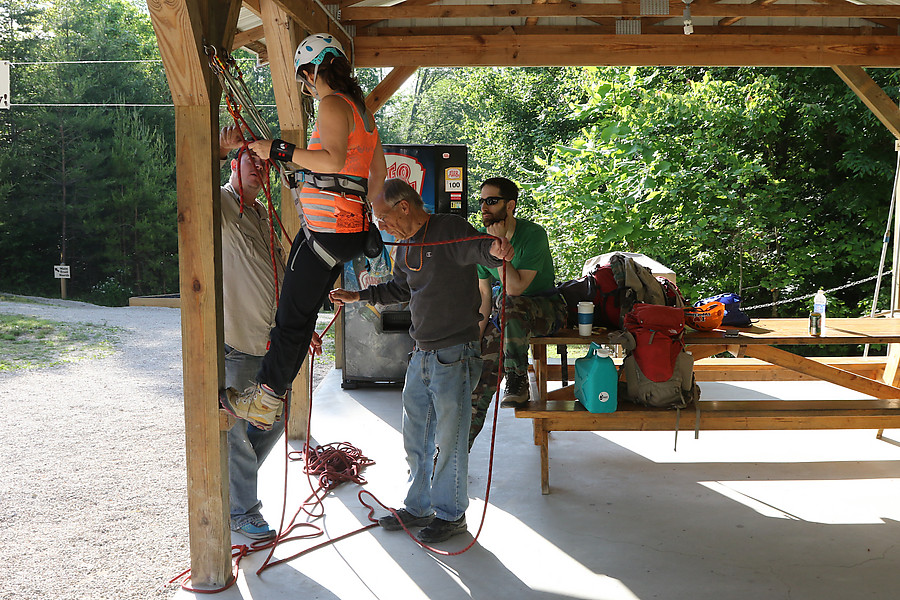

{"left": 219, "top": 34, "right": 386, "bottom": 430}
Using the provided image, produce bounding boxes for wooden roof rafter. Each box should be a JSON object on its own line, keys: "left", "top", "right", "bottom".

{"left": 340, "top": 3, "right": 900, "bottom": 22}
{"left": 352, "top": 33, "right": 900, "bottom": 67}
{"left": 227, "top": 0, "right": 900, "bottom": 69}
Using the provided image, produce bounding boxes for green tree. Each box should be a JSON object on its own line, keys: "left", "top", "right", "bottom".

{"left": 532, "top": 67, "right": 896, "bottom": 318}
{"left": 0, "top": 0, "right": 177, "bottom": 303}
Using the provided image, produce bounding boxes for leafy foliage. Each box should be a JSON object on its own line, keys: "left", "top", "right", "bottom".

{"left": 1, "top": 5, "right": 898, "bottom": 321}
{"left": 0, "top": 0, "right": 176, "bottom": 304}
{"left": 529, "top": 67, "right": 897, "bottom": 317}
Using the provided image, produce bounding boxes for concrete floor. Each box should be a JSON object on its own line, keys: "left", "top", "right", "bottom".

{"left": 176, "top": 371, "right": 900, "bottom": 600}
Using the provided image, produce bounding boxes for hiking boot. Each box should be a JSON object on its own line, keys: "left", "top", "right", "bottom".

{"left": 232, "top": 516, "right": 276, "bottom": 541}
{"left": 417, "top": 515, "right": 467, "bottom": 544}
{"left": 378, "top": 508, "right": 435, "bottom": 531}
{"left": 500, "top": 372, "right": 530, "bottom": 407}
{"left": 219, "top": 383, "right": 284, "bottom": 431}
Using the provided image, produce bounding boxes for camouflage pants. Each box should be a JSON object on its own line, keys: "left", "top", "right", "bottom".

{"left": 468, "top": 293, "right": 567, "bottom": 448}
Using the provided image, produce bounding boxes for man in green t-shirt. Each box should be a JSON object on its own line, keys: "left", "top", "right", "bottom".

{"left": 469, "top": 177, "right": 567, "bottom": 449}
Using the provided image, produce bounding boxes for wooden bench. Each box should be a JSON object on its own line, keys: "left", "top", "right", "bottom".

{"left": 518, "top": 318, "right": 900, "bottom": 494}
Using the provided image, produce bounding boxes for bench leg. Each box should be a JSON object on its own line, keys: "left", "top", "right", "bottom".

{"left": 532, "top": 343, "right": 548, "bottom": 401}
{"left": 536, "top": 421, "right": 550, "bottom": 495}
{"left": 876, "top": 428, "right": 900, "bottom": 448}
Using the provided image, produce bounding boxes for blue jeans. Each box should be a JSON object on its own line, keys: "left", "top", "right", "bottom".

{"left": 225, "top": 345, "right": 286, "bottom": 527}
{"left": 402, "top": 341, "right": 483, "bottom": 522}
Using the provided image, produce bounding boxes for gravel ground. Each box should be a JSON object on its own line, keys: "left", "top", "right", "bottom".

{"left": 0, "top": 295, "right": 333, "bottom": 600}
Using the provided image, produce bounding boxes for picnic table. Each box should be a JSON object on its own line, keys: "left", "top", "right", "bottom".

{"left": 518, "top": 318, "right": 900, "bottom": 494}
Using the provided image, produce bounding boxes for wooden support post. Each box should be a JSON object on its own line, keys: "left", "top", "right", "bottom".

{"left": 532, "top": 343, "right": 548, "bottom": 401}
{"left": 174, "top": 105, "right": 232, "bottom": 589}
{"left": 147, "top": 0, "right": 243, "bottom": 587}
{"left": 537, "top": 420, "right": 550, "bottom": 495}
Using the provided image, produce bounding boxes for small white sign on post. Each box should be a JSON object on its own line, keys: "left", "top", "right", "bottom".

{"left": 0, "top": 61, "right": 9, "bottom": 110}
{"left": 54, "top": 265, "right": 70, "bottom": 279}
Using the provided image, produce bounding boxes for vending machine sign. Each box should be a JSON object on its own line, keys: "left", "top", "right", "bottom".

{"left": 444, "top": 167, "right": 463, "bottom": 192}
{"left": 385, "top": 153, "right": 426, "bottom": 193}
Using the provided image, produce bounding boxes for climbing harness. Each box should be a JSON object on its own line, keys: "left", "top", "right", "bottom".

{"left": 284, "top": 167, "right": 368, "bottom": 197}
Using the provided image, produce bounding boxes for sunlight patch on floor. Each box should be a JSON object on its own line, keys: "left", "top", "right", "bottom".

{"left": 474, "top": 499, "right": 641, "bottom": 600}
{"left": 700, "top": 478, "right": 900, "bottom": 525}
{"left": 595, "top": 429, "right": 900, "bottom": 464}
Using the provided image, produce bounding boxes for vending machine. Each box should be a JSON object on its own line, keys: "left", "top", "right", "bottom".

{"left": 341, "top": 144, "right": 468, "bottom": 388}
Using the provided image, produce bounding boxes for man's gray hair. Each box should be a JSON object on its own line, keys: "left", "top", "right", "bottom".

{"left": 382, "top": 178, "right": 424, "bottom": 209}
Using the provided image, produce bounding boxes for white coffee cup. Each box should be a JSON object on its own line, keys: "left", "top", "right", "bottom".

{"left": 577, "top": 301, "right": 594, "bottom": 336}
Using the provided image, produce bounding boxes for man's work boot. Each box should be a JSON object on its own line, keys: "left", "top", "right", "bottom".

{"left": 500, "top": 372, "right": 530, "bottom": 408}
{"left": 219, "top": 383, "right": 284, "bottom": 431}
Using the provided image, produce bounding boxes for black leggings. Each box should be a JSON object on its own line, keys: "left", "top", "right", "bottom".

{"left": 255, "top": 229, "right": 366, "bottom": 396}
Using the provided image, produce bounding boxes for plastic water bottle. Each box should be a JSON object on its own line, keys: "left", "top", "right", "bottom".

{"left": 813, "top": 289, "right": 827, "bottom": 333}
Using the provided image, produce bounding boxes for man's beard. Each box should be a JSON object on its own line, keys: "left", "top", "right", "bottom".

{"left": 482, "top": 205, "right": 508, "bottom": 227}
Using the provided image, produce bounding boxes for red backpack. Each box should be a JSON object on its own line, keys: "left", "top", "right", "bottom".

{"left": 592, "top": 264, "right": 621, "bottom": 329}
{"left": 610, "top": 303, "right": 699, "bottom": 409}
{"left": 555, "top": 254, "right": 676, "bottom": 330}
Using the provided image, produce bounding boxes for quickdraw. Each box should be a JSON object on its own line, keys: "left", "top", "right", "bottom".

{"left": 205, "top": 45, "right": 294, "bottom": 304}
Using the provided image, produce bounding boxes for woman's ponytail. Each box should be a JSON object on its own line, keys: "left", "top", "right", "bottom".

{"left": 300, "top": 55, "right": 367, "bottom": 112}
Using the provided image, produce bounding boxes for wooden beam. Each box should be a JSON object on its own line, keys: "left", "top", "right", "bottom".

{"left": 807, "top": 0, "right": 898, "bottom": 33}
{"left": 244, "top": 0, "right": 262, "bottom": 17}
{"left": 259, "top": 0, "right": 312, "bottom": 441}
{"left": 341, "top": 3, "right": 900, "bottom": 21}
{"left": 233, "top": 25, "right": 265, "bottom": 50}
{"left": 353, "top": 34, "right": 900, "bottom": 68}
{"left": 742, "top": 345, "right": 900, "bottom": 399}
{"left": 245, "top": 40, "right": 269, "bottom": 64}
{"left": 352, "top": 0, "right": 442, "bottom": 30}
{"left": 272, "top": 0, "right": 352, "bottom": 55}
{"left": 146, "top": 0, "right": 209, "bottom": 105}
{"left": 358, "top": 24, "right": 885, "bottom": 37}
{"left": 366, "top": 66, "right": 417, "bottom": 113}
{"left": 832, "top": 65, "right": 900, "bottom": 140}
{"left": 718, "top": 0, "right": 780, "bottom": 28}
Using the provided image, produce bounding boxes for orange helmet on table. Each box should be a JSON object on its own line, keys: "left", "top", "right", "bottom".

{"left": 684, "top": 301, "right": 725, "bottom": 331}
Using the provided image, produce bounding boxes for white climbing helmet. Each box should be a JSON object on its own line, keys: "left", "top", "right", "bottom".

{"left": 294, "top": 33, "right": 345, "bottom": 81}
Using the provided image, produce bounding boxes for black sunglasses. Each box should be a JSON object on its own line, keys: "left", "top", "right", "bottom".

{"left": 479, "top": 196, "right": 507, "bottom": 206}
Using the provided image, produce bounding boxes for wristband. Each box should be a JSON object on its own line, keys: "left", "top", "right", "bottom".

{"left": 270, "top": 139, "right": 296, "bottom": 162}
